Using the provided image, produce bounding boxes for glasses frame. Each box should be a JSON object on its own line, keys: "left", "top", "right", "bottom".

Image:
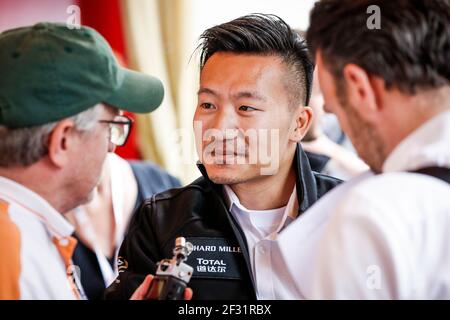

{"left": 98, "top": 114, "right": 134, "bottom": 147}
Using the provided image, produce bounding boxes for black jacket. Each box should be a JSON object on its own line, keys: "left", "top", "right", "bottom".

{"left": 104, "top": 145, "right": 342, "bottom": 300}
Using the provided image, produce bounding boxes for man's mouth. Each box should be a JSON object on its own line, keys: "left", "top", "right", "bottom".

{"left": 212, "top": 150, "right": 246, "bottom": 157}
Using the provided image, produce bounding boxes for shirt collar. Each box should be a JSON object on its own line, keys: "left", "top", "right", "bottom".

{"left": 383, "top": 110, "right": 450, "bottom": 173}
{"left": 0, "top": 176, "right": 74, "bottom": 238}
{"left": 223, "top": 184, "right": 299, "bottom": 235}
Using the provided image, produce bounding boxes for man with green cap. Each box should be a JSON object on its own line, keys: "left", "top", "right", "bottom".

{"left": 0, "top": 22, "right": 163, "bottom": 300}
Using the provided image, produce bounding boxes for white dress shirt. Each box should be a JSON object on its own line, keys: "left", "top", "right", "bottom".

{"left": 278, "top": 110, "right": 450, "bottom": 299}
{"left": 223, "top": 185, "right": 303, "bottom": 299}
{"left": 0, "top": 177, "right": 83, "bottom": 299}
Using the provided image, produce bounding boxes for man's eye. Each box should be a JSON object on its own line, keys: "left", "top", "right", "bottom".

{"left": 239, "top": 105, "right": 257, "bottom": 111}
{"left": 200, "top": 103, "right": 215, "bottom": 110}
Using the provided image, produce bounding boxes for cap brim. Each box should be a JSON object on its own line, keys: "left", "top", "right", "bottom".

{"left": 104, "top": 68, "right": 164, "bottom": 113}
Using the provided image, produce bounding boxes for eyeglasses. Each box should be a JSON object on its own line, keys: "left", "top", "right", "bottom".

{"left": 98, "top": 115, "right": 134, "bottom": 147}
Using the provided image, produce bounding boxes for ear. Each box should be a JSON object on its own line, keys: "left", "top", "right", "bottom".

{"left": 46, "top": 119, "right": 77, "bottom": 168}
{"left": 342, "top": 64, "right": 382, "bottom": 117}
{"left": 290, "top": 106, "right": 313, "bottom": 142}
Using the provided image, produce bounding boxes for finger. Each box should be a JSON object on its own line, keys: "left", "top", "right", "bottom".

{"left": 184, "top": 287, "right": 193, "bottom": 300}
{"left": 130, "top": 274, "right": 154, "bottom": 300}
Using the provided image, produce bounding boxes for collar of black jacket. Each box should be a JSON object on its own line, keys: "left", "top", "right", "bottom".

{"left": 196, "top": 143, "right": 319, "bottom": 214}
{"left": 304, "top": 151, "right": 331, "bottom": 173}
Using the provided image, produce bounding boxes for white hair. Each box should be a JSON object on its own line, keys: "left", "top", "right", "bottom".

{"left": 0, "top": 105, "right": 103, "bottom": 167}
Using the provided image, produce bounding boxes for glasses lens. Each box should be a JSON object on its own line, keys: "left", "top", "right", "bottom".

{"left": 110, "top": 124, "right": 124, "bottom": 146}
{"left": 107, "top": 115, "right": 131, "bottom": 146}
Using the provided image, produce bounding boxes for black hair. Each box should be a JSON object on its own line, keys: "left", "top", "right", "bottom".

{"left": 307, "top": 0, "right": 450, "bottom": 95}
{"left": 197, "top": 14, "right": 314, "bottom": 106}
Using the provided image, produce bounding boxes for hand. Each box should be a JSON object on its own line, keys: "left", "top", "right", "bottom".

{"left": 130, "top": 274, "right": 193, "bottom": 300}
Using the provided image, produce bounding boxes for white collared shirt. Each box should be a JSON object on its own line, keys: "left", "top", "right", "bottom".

{"left": 0, "top": 177, "right": 82, "bottom": 300}
{"left": 223, "top": 184, "right": 303, "bottom": 299}
{"left": 278, "top": 110, "right": 450, "bottom": 299}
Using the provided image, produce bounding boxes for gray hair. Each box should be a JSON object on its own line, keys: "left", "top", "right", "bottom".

{"left": 0, "top": 105, "right": 102, "bottom": 167}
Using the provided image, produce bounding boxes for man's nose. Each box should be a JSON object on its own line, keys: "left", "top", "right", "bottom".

{"left": 211, "top": 105, "right": 236, "bottom": 131}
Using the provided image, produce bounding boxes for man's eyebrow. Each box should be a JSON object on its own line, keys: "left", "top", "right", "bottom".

{"left": 197, "top": 87, "right": 218, "bottom": 96}
{"left": 233, "top": 91, "right": 267, "bottom": 102}
{"left": 197, "top": 88, "right": 267, "bottom": 102}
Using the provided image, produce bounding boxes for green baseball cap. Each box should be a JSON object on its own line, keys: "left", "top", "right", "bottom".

{"left": 0, "top": 22, "right": 164, "bottom": 128}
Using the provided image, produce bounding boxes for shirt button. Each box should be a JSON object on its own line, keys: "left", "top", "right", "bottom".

{"left": 59, "top": 238, "right": 69, "bottom": 246}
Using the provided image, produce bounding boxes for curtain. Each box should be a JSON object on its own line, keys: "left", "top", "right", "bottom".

{"left": 120, "top": 0, "right": 200, "bottom": 184}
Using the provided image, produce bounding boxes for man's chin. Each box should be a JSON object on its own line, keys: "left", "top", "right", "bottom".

{"left": 72, "top": 187, "right": 96, "bottom": 211}
{"left": 208, "top": 175, "right": 246, "bottom": 185}
{"left": 61, "top": 191, "right": 95, "bottom": 214}
{"left": 85, "top": 189, "right": 96, "bottom": 203}
{"left": 204, "top": 164, "right": 254, "bottom": 185}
